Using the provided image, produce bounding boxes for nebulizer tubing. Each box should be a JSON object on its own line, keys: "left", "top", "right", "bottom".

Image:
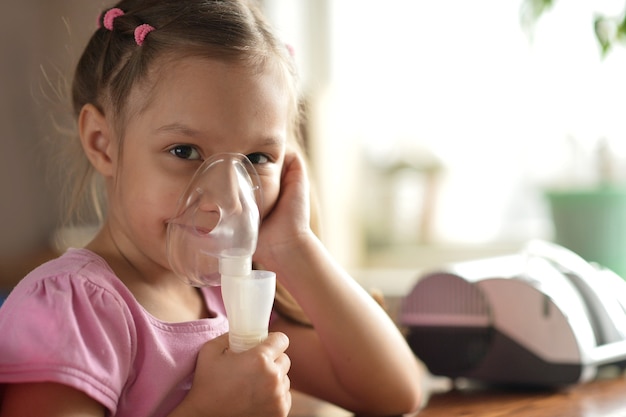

{"left": 166, "top": 153, "right": 275, "bottom": 352}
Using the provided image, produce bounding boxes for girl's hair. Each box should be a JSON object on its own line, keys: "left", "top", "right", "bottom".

{"left": 66, "top": 0, "right": 311, "bottom": 325}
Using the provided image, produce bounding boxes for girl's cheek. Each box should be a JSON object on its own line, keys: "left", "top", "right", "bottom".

{"left": 260, "top": 180, "right": 281, "bottom": 217}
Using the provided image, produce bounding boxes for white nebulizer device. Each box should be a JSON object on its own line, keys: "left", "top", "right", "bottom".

{"left": 167, "top": 153, "right": 275, "bottom": 353}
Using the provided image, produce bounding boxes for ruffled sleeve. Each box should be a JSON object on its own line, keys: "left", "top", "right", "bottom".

{"left": 0, "top": 270, "right": 135, "bottom": 413}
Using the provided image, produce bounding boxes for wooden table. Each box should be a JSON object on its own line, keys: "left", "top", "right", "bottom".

{"left": 418, "top": 374, "right": 626, "bottom": 417}
{"left": 289, "top": 368, "right": 626, "bottom": 417}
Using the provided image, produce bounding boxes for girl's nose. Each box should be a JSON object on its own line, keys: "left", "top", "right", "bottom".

{"left": 195, "top": 159, "right": 245, "bottom": 218}
{"left": 190, "top": 188, "right": 221, "bottom": 235}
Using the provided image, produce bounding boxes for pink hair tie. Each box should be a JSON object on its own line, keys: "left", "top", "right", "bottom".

{"left": 103, "top": 8, "right": 124, "bottom": 31}
{"left": 134, "top": 24, "right": 155, "bottom": 46}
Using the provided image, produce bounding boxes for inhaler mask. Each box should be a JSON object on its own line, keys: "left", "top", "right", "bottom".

{"left": 166, "top": 153, "right": 263, "bottom": 287}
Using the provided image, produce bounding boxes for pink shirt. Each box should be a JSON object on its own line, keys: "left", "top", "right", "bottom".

{"left": 0, "top": 248, "right": 229, "bottom": 416}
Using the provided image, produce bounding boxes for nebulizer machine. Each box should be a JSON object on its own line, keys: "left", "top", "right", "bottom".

{"left": 166, "top": 153, "right": 275, "bottom": 353}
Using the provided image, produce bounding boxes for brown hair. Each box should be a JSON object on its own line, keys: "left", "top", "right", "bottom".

{"left": 66, "top": 0, "right": 311, "bottom": 325}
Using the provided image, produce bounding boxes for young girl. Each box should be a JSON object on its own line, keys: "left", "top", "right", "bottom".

{"left": 0, "top": 1, "right": 422, "bottom": 416}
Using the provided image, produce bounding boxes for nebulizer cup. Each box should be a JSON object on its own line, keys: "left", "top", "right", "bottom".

{"left": 166, "top": 153, "right": 275, "bottom": 353}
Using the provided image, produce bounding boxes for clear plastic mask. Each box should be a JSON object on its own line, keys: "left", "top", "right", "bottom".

{"left": 166, "top": 153, "right": 262, "bottom": 286}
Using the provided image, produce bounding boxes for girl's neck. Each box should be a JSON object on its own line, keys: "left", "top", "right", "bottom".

{"left": 86, "top": 226, "right": 211, "bottom": 322}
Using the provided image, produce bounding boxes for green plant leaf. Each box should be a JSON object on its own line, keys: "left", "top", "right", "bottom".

{"left": 520, "top": 0, "right": 556, "bottom": 31}
{"left": 617, "top": 13, "right": 626, "bottom": 41}
{"left": 594, "top": 15, "right": 614, "bottom": 58}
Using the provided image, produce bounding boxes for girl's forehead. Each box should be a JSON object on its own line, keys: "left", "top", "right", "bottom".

{"left": 127, "top": 55, "right": 289, "bottom": 114}
{"left": 120, "top": 56, "right": 291, "bottom": 143}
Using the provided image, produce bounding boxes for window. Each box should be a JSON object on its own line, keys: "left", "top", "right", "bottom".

{"left": 265, "top": 0, "right": 626, "bottom": 268}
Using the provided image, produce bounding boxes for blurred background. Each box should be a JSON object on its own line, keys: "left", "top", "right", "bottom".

{"left": 3, "top": 0, "right": 626, "bottom": 295}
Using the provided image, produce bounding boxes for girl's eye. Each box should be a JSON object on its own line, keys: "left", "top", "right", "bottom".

{"left": 247, "top": 153, "right": 269, "bottom": 164}
{"left": 170, "top": 145, "right": 201, "bottom": 160}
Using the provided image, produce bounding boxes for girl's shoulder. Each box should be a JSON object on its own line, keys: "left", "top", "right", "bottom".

{"left": 3, "top": 248, "right": 137, "bottom": 330}
{"left": 16, "top": 247, "right": 130, "bottom": 302}
{"left": 26, "top": 247, "right": 117, "bottom": 282}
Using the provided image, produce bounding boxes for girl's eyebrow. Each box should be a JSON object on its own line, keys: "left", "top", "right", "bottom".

{"left": 258, "top": 135, "right": 286, "bottom": 147}
{"left": 155, "top": 123, "right": 203, "bottom": 138}
{"left": 155, "top": 122, "right": 286, "bottom": 147}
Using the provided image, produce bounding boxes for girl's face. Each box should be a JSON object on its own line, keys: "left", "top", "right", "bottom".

{"left": 105, "top": 57, "right": 289, "bottom": 272}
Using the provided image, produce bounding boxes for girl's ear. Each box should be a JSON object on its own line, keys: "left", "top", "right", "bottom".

{"left": 78, "top": 104, "right": 115, "bottom": 177}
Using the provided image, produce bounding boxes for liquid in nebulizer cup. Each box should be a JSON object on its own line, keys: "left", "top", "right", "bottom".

{"left": 220, "top": 254, "right": 276, "bottom": 353}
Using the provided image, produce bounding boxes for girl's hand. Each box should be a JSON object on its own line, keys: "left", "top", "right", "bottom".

{"left": 255, "top": 151, "right": 312, "bottom": 266}
{"left": 173, "top": 332, "right": 292, "bottom": 417}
